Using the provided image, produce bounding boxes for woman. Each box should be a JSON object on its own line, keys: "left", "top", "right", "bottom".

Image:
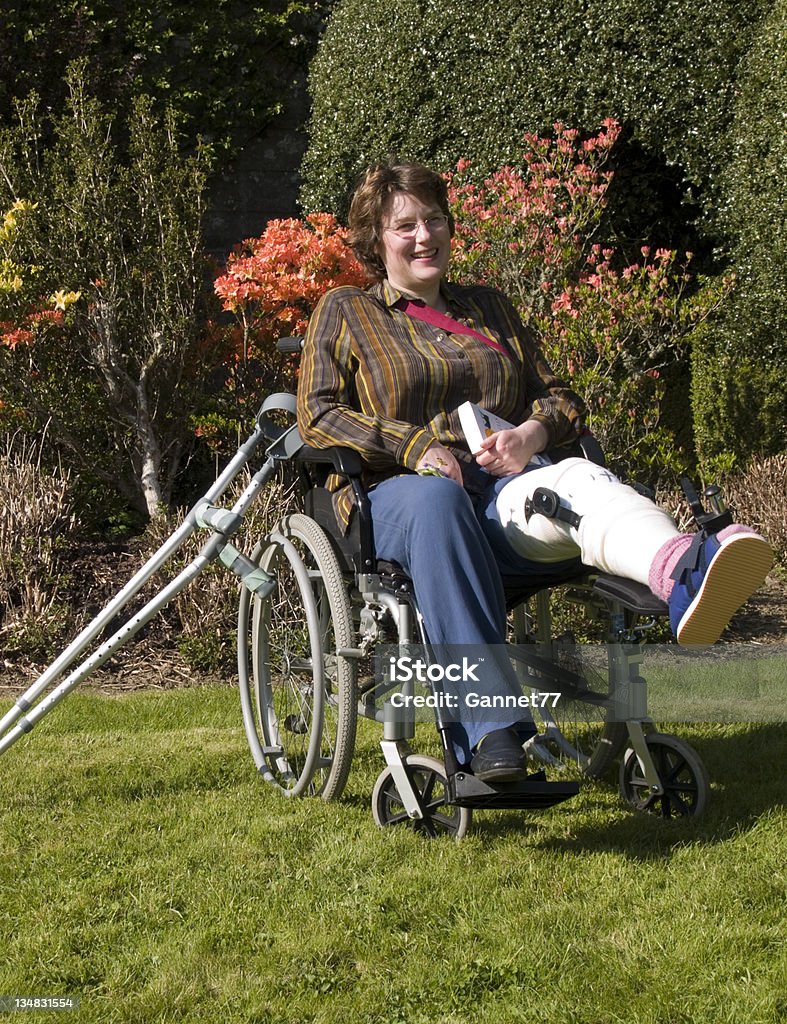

{"left": 296, "top": 161, "right": 773, "bottom": 781}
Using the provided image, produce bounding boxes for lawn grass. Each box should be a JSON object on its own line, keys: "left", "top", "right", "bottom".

{"left": 0, "top": 685, "right": 785, "bottom": 1024}
{"left": 640, "top": 646, "right": 787, "bottom": 724}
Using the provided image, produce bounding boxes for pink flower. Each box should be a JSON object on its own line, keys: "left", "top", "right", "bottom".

{"left": 552, "top": 292, "right": 574, "bottom": 312}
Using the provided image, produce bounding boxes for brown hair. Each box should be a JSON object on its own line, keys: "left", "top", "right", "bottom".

{"left": 347, "top": 161, "right": 455, "bottom": 279}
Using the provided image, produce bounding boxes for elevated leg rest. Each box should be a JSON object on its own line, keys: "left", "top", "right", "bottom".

{"left": 591, "top": 574, "right": 668, "bottom": 616}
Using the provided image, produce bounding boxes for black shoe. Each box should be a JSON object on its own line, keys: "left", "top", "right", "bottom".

{"left": 470, "top": 727, "right": 528, "bottom": 782}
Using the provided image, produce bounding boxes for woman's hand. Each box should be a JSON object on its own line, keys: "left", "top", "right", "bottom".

{"left": 475, "top": 419, "right": 550, "bottom": 476}
{"left": 415, "top": 442, "right": 463, "bottom": 483}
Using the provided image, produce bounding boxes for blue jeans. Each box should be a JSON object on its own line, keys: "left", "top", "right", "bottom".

{"left": 367, "top": 470, "right": 580, "bottom": 764}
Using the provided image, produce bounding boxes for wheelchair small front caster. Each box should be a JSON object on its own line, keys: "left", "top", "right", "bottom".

{"left": 372, "top": 754, "right": 472, "bottom": 838}
{"left": 619, "top": 733, "right": 710, "bottom": 818}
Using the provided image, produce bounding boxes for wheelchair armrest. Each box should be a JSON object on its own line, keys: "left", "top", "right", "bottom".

{"left": 297, "top": 445, "right": 376, "bottom": 572}
{"left": 547, "top": 430, "right": 606, "bottom": 468}
{"left": 296, "top": 445, "right": 363, "bottom": 478}
{"left": 578, "top": 432, "right": 606, "bottom": 468}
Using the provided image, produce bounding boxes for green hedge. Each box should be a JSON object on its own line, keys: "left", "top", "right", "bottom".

{"left": 301, "top": 0, "right": 765, "bottom": 234}
{"left": 691, "top": 0, "right": 787, "bottom": 472}
{"left": 0, "top": 0, "right": 325, "bottom": 155}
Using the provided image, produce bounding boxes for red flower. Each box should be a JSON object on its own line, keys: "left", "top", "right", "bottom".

{"left": 1, "top": 327, "right": 34, "bottom": 349}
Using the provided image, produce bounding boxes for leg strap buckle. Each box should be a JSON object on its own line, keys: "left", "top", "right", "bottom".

{"left": 525, "top": 487, "right": 582, "bottom": 529}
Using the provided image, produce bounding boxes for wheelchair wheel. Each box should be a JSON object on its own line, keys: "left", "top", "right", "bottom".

{"left": 238, "top": 513, "right": 357, "bottom": 800}
{"left": 371, "top": 755, "right": 472, "bottom": 839}
{"left": 619, "top": 733, "right": 710, "bottom": 818}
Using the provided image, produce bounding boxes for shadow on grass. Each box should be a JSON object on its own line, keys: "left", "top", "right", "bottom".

{"left": 473, "top": 722, "right": 786, "bottom": 858}
{"left": 324, "top": 720, "right": 787, "bottom": 855}
{"left": 7, "top": 695, "right": 782, "bottom": 860}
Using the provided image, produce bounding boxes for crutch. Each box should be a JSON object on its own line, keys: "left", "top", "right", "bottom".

{"left": 0, "top": 393, "right": 302, "bottom": 756}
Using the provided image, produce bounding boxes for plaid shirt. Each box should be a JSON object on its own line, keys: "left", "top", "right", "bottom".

{"left": 296, "top": 279, "right": 586, "bottom": 528}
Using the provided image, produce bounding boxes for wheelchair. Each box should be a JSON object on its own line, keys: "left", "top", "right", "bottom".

{"left": 0, "top": 350, "right": 713, "bottom": 836}
{"left": 236, "top": 369, "right": 713, "bottom": 837}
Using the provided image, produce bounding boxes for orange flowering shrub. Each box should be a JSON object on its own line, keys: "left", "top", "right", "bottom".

{"left": 200, "top": 213, "right": 367, "bottom": 451}
{"left": 214, "top": 213, "right": 368, "bottom": 359}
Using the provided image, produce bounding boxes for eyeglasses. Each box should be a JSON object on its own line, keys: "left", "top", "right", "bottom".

{"left": 384, "top": 213, "right": 449, "bottom": 239}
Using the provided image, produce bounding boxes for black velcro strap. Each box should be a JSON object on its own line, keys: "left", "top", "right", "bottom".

{"left": 669, "top": 531, "right": 710, "bottom": 596}
{"left": 527, "top": 488, "right": 582, "bottom": 530}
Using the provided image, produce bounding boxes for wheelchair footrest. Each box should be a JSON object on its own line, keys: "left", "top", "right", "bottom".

{"left": 447, "top": 770, "right": 579, "bottom": 810}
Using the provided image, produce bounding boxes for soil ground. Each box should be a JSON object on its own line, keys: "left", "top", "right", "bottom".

{"left": 1, "top": 546, "right": 785, "bottom": 697}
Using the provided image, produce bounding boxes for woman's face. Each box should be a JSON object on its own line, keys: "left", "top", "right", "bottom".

{"left": 377, "top": 191, "right": 451, "bottom": 300}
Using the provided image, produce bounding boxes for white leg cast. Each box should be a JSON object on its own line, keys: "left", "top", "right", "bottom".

{"left": 495, "top": 458, "right": 679, "bottom": 585}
